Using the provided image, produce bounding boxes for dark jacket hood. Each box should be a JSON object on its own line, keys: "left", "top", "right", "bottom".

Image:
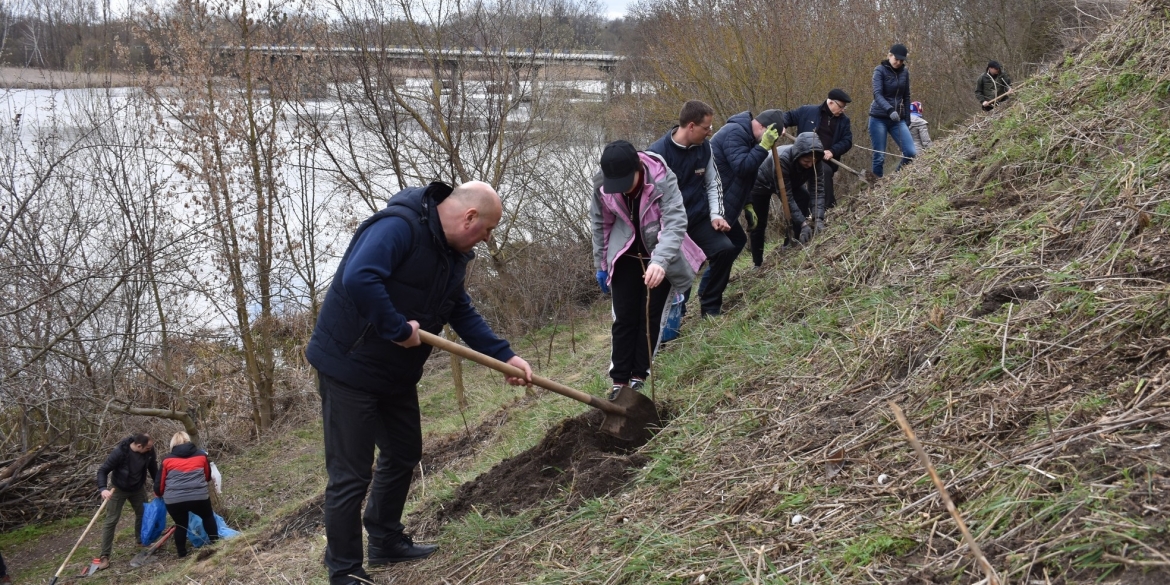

{"left": 169, "top": 442, "right": 200, "bottom": 458}
{"left": 790, "top": 132, "right": 824, "bottom": 160}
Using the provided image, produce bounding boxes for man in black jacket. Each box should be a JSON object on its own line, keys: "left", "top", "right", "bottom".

{"left": 647, "top": 100, "right": 736, "bottom": 317}
{"left": 780, "top": 89, "right": 853, "bottom": 210}
{"left": 96, "top": 433, "right": 158, "bottom": 569}
{"left": 306, "top": 181, "right": 533, "bottom": 585}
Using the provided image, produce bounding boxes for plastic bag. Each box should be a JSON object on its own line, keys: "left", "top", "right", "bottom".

{"left": 215, "top": 513, "right": 240, "bottom": 540}
{"left": 188, "top": 511, "right": 239, "bottom": 547}
{"left": 140, "top": 498, "right": 168, "bottom": 545}
{"left": 188, "top": 512, "right": 210, "bottom": 548}
{"left": 660, "top": 292, "right": 685, "bottom": 343}
{"left": 209, "top": 462, "right": 223, "bottom": 494}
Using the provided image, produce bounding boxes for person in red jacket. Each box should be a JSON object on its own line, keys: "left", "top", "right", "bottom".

{"left": 155, "top": 431, "right": 218, "bottom": 557}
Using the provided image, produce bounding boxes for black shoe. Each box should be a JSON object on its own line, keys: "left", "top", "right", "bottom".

{"left": 331, "top": 568, "right": 373, "bottom": 585}
{"left": 369, "top": 534, "right": 438, "bottom": 565}
{"left": 629, "top": 378, "right": 645, "bottom": 393}
{"left": 607, "top": 383, "right": 626, "bottom": 401}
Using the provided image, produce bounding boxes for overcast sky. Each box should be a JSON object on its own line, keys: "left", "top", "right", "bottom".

{"left": 601, "top": 0, "right": 629, "bottom": 20}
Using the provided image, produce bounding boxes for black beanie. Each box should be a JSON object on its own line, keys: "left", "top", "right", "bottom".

{"left": 988, "top": 60, "right": 1002, "bottom": 71}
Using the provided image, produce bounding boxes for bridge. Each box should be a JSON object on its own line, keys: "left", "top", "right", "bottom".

{"left": 222, "top": 44, "right": 630, "bottom": 100}
{"left": 228, "top": 45, "right": 624, "bottom": 73}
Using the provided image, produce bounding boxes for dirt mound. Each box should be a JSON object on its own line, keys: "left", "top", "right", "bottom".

{"left": 436, "top": 408, "right": 653, "bottom": 521}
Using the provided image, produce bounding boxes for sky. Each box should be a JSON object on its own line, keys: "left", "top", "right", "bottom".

{"left": 601, "top": 0, "right": 630, "bottom": 20}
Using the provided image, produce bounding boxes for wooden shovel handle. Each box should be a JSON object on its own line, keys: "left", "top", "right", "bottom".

{"left": 418, "top": 330, "right": 626, "bottom": 416}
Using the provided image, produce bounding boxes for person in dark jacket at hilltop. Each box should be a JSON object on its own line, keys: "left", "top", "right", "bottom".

{"left": 976, "top": 60, "right": 1013, "bottom": 111}
{"left": 700, "top": 108, "right": 782, "bottom": 315}
{"left": 647, "top": 100, "right": 736, "bottom": 317}
{"left": 306, "top": 181, "right": 533, "bottom": 585}
{"left": 780, "top": 88, "right": 853, "bottom": 209}
{"left": 95, "top": 433, "right": 158, "bottom": 570}
{"left": 156, "top": 431, "right": 217, "bottom": 558}
{"left": 868, "top": 43, "right": 917, "bottom": 177}
{"left": 749, "top": 132, "right": 827, "bottom": 259}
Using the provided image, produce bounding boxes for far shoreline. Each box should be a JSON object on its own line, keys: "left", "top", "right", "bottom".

{"left": 0, "top": 67, "right": 142, "bottom": 90}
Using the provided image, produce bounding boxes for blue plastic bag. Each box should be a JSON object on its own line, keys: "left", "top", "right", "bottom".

{"left": 660, "top": 292, "right": 685, "bottom": 343}
{"left": 140, "top": 498, "right": 167, "bottom": 545}
{"left": 188, "top": 512, "right": 240, "bottom": 547}
{"left": 188, "top": 512, "right": 210, "bottom": 548}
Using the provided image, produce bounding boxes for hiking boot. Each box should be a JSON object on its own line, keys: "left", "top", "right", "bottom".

{"left": 97, "top": 556, "right": 110, "bottom": 570}
{"left": 629, "top": 378, "right": 645, "bottom": 393}
{"left": 607, "top": 383, "right": 625, "bottom": 401}
{"left": 369, "top": 533, "right": 438, "bottom": 565}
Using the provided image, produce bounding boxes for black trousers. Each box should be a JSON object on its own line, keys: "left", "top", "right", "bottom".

{"left": 609, "top": 255, "right": 671, "bottom": 383}
{"left": 0, "top": 550, "right": 7, "bottom": 577}
{"left": 749, "top": 184, "right": 814, "bottom": 265}
{"left": 164, "top": 498, "right": 218, "bottom": 555}
{"left": 680, "top": 216, "right": 737, "bottom": 316}
{"left": 822, "top": 161, "right": 837, "bottom": 209}
{"left": 319, "top": 371, "right": 422, "bottom": 583}
{"left": 696, "top": 221, "right": 746, "bottom": 315}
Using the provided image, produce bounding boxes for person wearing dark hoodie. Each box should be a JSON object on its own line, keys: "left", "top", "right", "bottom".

{"left": 700, "top": 109, "right": 782, "bottom": 315}
{"left": 95, "top": 433, "right": 158, "bottom": 570}
{"left": 868, "top": 43, "right": 917, "bottom": 178}
{"left": 748, "top": 132, "right": 827, "bottom": 260}
{"left": 976, "top": 60, "right": 1013, "bottom": 111}
{"left": 646, "top": 100, "right": 736, "bottom": 317}
{"left": 780, "top": 89, "right": 853, "bottom": 209}
{"left": 156, "top": 431, "right": 217, "bottom": 558}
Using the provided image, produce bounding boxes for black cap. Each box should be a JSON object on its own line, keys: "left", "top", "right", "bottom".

{"left": 755, "top": 109, "right": 785, "bottom": 129}
{"left": 600, "top": 140, "right": 640, "bottom": 194}
{"left": 827, "top": 88, "right": 852, "bottom": 104}
{"left": 987, "top": 60, "right": 1002, "bottom": 70}
{"left": 890, "top": 43, "right": 908, "bottom": 61}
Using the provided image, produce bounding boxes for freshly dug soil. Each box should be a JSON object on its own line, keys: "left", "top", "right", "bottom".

{"left": 437, "top": 408, "right": 655, "bottom": 521}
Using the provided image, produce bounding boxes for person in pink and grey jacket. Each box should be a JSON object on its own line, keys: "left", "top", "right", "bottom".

{"left": 591, "top": 140, "right": 705, "bottom": 400}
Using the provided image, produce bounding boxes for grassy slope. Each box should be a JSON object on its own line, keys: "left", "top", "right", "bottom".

{"left": 7, "top": 2, "right": 1170, "bottom": 583}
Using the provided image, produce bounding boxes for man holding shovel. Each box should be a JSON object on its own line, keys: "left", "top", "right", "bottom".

{"left": 748, "top": 132, "right": 828, "bottom": 251}
{"left": 777, "top": 89, "right": 854, "bottom": 211}
{"left": 94, "top": 433, "right": 158, "bottom": 571}
{"left": 306, "top": 181, "right": 533, "bottom": 585}
{"left": 976, "top": 60, "right": 1013, "bottom": 111}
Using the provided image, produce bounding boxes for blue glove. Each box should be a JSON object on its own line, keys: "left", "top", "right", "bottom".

{"left": 596, "top": 270, "right": 610, "bottom": 294}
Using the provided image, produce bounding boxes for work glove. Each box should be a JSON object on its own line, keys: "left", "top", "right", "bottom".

{"left": 743, "top": 204, "right": 759, "bottom": 231}
{"left": 596, "top": 270, "right": 609, "bottom": 294}
{"left": 815, "top": 218, "right": 825, "bottom": 233}
{"left": 889, "top": 111, "right": 901, "bottom": 123}
{"left": 759, "top": 124, "right": 780, "bottom": 150}
{"left": 799, "top": 224, "right": 813, "bottom": 245}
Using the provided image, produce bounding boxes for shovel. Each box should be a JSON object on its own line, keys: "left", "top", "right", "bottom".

{"left": 130, "top": 525, "right": 177, "bottom": 568}
{"left": 49, "top": 496, "right": 109, "bottom": 585}
{"left": 419, "top": 330, "right": 660, "bottom": 441}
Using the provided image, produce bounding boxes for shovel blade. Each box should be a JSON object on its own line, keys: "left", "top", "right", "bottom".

{"left": 600, "top": 385, "right": 661, "bottom": 441}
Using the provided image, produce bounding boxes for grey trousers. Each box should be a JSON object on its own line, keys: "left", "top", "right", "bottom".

{"left": 100, "top": 486, "right": 148, "bottom": 558}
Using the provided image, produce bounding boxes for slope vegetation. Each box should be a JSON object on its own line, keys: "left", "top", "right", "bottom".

{"left": 8, "top": 1, "right": 1170, "bottom": 583}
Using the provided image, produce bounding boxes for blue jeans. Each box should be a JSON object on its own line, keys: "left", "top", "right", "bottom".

{"left": 868, "top": 116, "right": 917, "bottom": 177}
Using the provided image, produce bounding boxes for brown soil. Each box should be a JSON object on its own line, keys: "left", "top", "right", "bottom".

{"left": 434, "top": 408, "right": 655, "bottom": 522}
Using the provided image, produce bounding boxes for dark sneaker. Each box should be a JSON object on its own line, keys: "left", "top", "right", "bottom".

{"left": 629, "top": 378, "right": 645, "bottom": 393}
{"left": 331, "top": 568, "right": 373, "bottom": 585}
{"left": 607, "top": 383, "right": 625, "bottom": 401}
{"left": 369, "top": 534, "right": 438, "bottom": 565}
